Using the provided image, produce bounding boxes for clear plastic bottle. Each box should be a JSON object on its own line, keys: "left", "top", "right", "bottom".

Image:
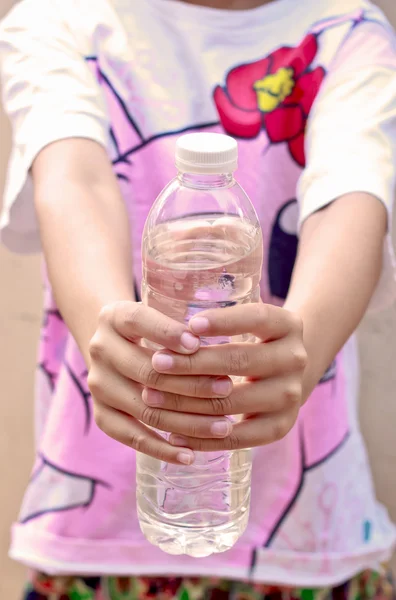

{"left": 137, "top": 133, "right": 263, "bottom": 557}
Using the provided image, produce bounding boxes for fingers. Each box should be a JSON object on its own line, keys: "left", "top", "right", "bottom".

{"left": 169, "top": 407, "right": 300, "bottom": 452}
{"left": 152, "top": 339, "right": 307, "bottom": 378}
{"left": 100, "top": 301, "right": 200, "bottom": 354}
{"left": 90, "top": 328, "right": 233, "bottom": 398}
{"left": 142, "top": 376, "right": 302, "bottom": 416}
{"left": 188, "top": 303, "right": 302, "bottom": 342}
{"left": 90, "top": 368, "right": 233, "bottom": 440}
{"left": 94, "top": 402, "right": 195, "bottom": 465}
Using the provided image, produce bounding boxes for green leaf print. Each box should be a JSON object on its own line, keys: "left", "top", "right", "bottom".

{"left": 69, "top": 580, "right": 96, "bottom": 600}
{"left": 300, "top": 589, "right": 315, "bottom": 600}
{"left": 179, "top": 587, "right": 191, "bottom": 600}
{"left": 106, "top": 577, "right": 136, "bottom": 599}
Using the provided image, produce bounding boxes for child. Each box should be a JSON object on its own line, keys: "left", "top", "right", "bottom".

{"left": 1, "top": 0, "right": 396, "bottom": 598}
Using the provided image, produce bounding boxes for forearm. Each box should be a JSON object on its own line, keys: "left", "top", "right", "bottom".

{"left": 284, "top": 192, "right": 387, "bottom": 400}
{"left": 33, "top": 139, "right": 135, "bottom": 363}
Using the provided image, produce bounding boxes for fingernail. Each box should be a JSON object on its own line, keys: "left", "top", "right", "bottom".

{"left": 142, "top": 388, "right": 164, "bottom": 406}
{"left": 152, "top": 353, "right": 174, "bottom": 371}
{"left": 211, "top": 421, "right": 232, "bottom": 437}
{"left": 177, "top": 451, "right": 195, "bottom": 466}
{"left": 171, "top": 435, "right": 189, "bottom": 447}
{"left": 212, "top": 378, "right": 233, "bottom": 396}
{"left": 181, "top": 331, "right": 200, "bottom": 351}
{"left": 190, "top": 316, "right": 210, "bottom": 334}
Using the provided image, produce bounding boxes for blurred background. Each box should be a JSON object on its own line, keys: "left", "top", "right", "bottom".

{"left": 0, "top": 0, "right": 396, "bottom": 597}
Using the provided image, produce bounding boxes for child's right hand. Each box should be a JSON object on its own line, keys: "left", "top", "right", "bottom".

{"left": 88, "top": 301, "right": 233, "bottom": 464}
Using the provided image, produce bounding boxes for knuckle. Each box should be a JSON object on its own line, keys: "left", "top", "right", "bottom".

{"left": 292, "top": 346, "right": 308, "bottom": 370}
{"left": 98, "top": 304, "right": 113, "bottom": 325}
{"left": 126, "top": 431, "right": 148, "bottom": 453}
{"left": 137, "top": 363, "right": 162, "bottom": 387}
{"left": 179, "top": 354, "right": 194, "bottom": 374}
{"left": 186, "top": 377, "right": 203, "bottom": 398}
{"left": 87, "top": 371, "right": 100, "bottom": 397}
{"left": 89, "top": 335, "right": 106, "bottom": 363}
{"left": 209, "top": 396, "right": 233, "bottom": 416}
{"left": 187, "top": 422, "right": 201, "bottom": 438}
{"left": 191, "top": 376, "right": 218, "bottom": 399}
{"left": 226, "top": 432, "right": 241, "bottom": 451}
{"left": 123, "top": 303, "right": 143, "bottom": 330}
{"left": 219, "top": 310, "right": 232, "bottom": 332}
{"left": 147, "top": 368, "right": 163, "bottom": 388}
{"left": 154, "top": 317, "right": 173, "bottom": 342}
{"left": 140, "top": 406, "right": 162, "bottom": 430}
{"left": 93, "top": 404, "right": 107, "bottom": 433}
{"left": 155, "top": 446, "right": 173, "bottom": 462}
{"left": 226, "top": 348, "right": 250, "bottom": 374}
{"left": 284, "top": 382, "right": 302, "bottom": 406}
{"left": 289, "top": 313, "right": 304, "bottom": 334}
{"left": 171, "top": 394, "right": 184, "bottom": 412}
{"left": 195, "top": 438, "right": 209, "bottom": 452}
{"left": 272, "top": 416, "right": 293, "bottom": 442}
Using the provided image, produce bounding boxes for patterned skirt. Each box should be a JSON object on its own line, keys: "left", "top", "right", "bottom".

{"left": 23, "top": 570, "right": 396, "bottom": 600}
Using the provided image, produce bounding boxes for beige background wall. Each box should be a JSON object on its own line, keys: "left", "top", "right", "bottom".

{"left": 0, "top": 0, "right": 396, "bottom": 597}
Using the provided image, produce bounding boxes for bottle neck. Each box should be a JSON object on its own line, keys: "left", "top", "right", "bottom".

{"left": 178, "top": 171, "right": 234, "bottom": 189}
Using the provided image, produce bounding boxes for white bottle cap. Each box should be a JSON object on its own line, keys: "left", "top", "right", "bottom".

{"left": 176, "top": 133, "right": 238, "bottom": 175}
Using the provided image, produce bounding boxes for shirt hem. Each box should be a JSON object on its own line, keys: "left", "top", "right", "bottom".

{"left": 10, "top": 523, "right": 396, "bottom": 587}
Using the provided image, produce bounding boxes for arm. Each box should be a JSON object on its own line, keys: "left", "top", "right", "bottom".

{"left": 284, "top": 191, "right": 388, "bottom": 400}
{"left": 288, "top": 22, "right": 396, "bottom": 400}
{"left": 33, "top": 139, "right": 136, "bottom": 363}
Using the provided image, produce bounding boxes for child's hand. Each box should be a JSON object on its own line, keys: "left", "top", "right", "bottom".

{"left": 147, "top": 304, "right": 307, "bottom": 451}
{"left": 88, "top": 301, "right": 234, "bottom": 464}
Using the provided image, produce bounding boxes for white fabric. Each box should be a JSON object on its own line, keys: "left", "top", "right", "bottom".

{"left": 298, "top": 20, "right": 396, "bottom": 310}
{"left": 0, "top": 0, "right": 108, "bottom": 252}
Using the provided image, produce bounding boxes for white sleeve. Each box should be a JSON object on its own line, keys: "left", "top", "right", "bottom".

{"left": 297, "top": 21, "right": 396, "bottom": 311}
{"left": 0, "top": 0, "right": 109, "bottom": 254}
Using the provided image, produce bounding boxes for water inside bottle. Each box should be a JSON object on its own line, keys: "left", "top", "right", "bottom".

{"left": 142, "top": 213, "right": 262, "bottom": 333}
{"left": 137, "top": 213, "right": 262, "bottom": 557}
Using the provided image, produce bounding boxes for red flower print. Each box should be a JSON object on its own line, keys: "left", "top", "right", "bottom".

{"left": 138, "top": 577, "right": 184, "bottom": 600}
{"left": 31, "top": 573, "right": 73, "bottom": 596}
{"left": 214, "top": 34, "right": 325, "bottom": 167}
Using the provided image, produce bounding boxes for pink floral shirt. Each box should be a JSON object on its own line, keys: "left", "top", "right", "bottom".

{"left": 1, "top": 0, "right": 396, "bottom": 587}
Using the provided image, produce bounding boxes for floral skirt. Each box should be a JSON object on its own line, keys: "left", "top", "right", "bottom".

{"left": 23, "top": 570, "right": 396, "bottom": 600}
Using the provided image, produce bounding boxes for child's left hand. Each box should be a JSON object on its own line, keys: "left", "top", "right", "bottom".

{"left": 146, "top": 304, "right": 307, "bottom": 451}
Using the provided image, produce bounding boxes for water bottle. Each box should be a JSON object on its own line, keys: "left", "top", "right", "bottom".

{"left": 137, "top": 133, "right": 263, "bottom": 557}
